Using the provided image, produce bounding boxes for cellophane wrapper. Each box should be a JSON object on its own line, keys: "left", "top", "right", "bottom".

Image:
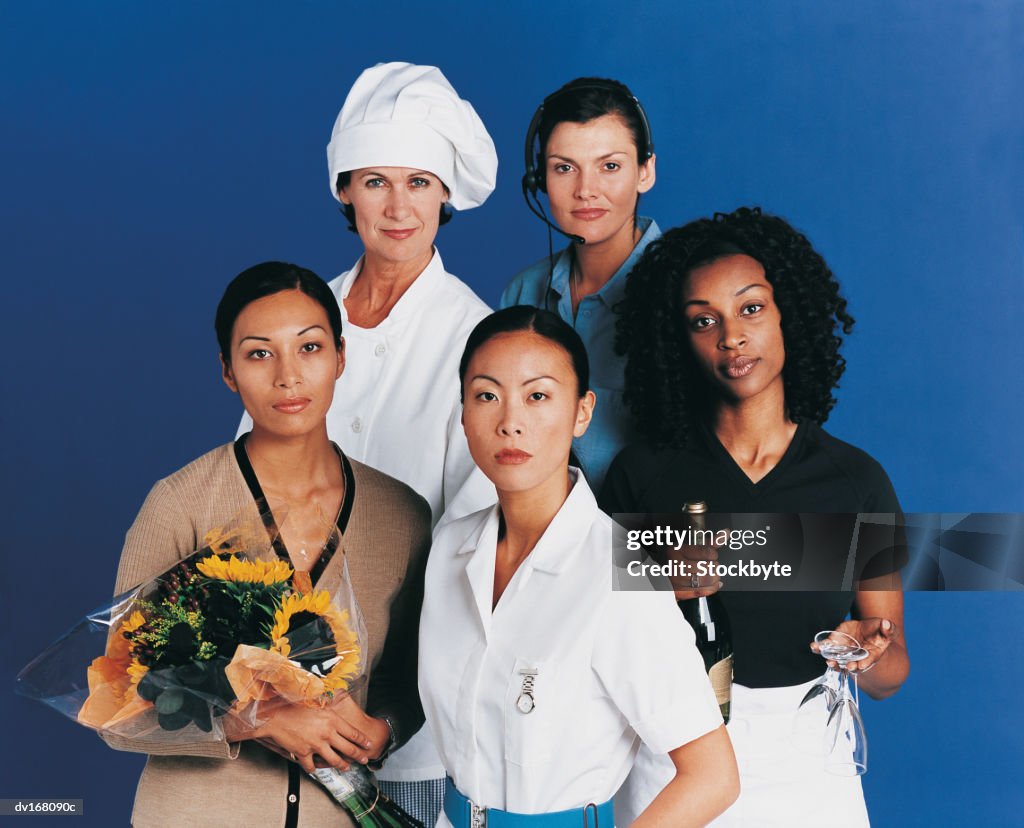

{"left": 16, "top": 513, "right": 424, "bottom": 826}
{"left": 16, "top": 512, "right": 367, "bottom": 747}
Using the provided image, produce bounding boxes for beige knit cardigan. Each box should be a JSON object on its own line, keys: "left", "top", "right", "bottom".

{"left": 105, "top": 443, "right": 431, "bottom": 827}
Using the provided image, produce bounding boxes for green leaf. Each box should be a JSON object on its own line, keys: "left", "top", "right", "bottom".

{"left": 155, "top": 687, "right": 184, "bottom": 715}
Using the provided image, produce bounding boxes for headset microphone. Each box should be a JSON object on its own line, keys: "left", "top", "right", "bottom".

{"left": 520, "top": 176, "right": 585, "bottom": 245}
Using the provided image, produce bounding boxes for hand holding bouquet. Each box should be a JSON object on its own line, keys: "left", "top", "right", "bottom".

{"left": 17, "top": 521, "right": 422, "bottom": 827}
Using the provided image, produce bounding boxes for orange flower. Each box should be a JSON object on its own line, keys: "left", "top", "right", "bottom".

{"left": 78, "top": 610, "right": 149, "bottom": 728}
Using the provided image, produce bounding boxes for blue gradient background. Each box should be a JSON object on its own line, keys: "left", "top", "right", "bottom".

{"left": 2, "top": 2, "right": 1022, "bottom": 825}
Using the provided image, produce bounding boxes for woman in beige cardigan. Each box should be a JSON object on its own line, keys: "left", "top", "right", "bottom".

{"left": 108, "top": 261, "right": 431, "bottom": 827}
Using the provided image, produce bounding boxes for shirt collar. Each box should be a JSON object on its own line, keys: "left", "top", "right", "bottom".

{"left": 455, "top": 468, "right": 600, "bottom": 576}
{"left": 337, "top": 247, "right": 447, "bottom": 327}
{"left": 547, "top": 216, "right": 660, "bottom": 309}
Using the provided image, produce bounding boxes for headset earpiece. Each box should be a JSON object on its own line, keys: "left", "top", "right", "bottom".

{"left": 534, "top": 150, "right": 547, "bottom": 193}
{"left": 522, "top": 98, "right": 547, "bottom": 197}
{"left": 521, "top": 164, "right": 544, "bottom": 196}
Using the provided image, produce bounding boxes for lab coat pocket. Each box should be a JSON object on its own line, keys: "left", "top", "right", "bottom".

{"left": 503, "top": 656, "right": 560, "bottom": 767}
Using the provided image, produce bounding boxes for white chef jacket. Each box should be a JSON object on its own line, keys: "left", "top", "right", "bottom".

{"left": 238, "top": 248, "right": 496, "bottom": 782}
{"left": 324, "top": 250, "right": 495, "bottom": 530}
{"left": 419, "top": 472, "right": 724, "bottom": 824}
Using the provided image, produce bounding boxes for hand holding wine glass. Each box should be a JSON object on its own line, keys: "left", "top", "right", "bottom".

{"left": 811, "top": 617, "right": 897, "bottom": 674}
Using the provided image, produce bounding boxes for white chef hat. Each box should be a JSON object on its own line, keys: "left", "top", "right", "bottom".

{"left": 326, "top": 62, "right": 498, "bottom": 211}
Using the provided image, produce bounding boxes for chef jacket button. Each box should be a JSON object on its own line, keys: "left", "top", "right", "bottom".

{"left": 352, "top": 418, "right": 362, "bottom": 433}
{"left": 374, "top": 343, "right": 387, "bottom": 357}
{"left": 288, "top": 794, "right": 297, "bottom": 803}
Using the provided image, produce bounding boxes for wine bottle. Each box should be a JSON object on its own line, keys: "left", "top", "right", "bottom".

{"left": 676, "top": 501, "right": 733, "bottom": 723}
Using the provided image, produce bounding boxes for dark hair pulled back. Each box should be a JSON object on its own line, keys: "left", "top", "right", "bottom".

{"left": 215, "top": 261, "right": 342, "bottom": 364}
{"left": 459, "top": 306, "right": 590, "bottom": 401}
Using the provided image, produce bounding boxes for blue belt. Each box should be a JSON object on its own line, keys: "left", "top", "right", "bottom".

{"left": 443, "top": 777, "right": 613, "bottom": 828}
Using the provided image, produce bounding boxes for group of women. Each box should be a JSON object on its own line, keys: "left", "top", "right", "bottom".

{"left": 111, "top": 61, "right": 909, "bottom": 827}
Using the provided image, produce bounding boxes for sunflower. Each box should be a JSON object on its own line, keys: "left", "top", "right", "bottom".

{"left": 122, "top": 610, "right": 146, "bottom": 635}
{"left": 269, "top": 590, "right": 361, "bottom": 694}
{"left": 196, "top": 554, "right": 293, "bottom": 585}
{"left": 126, "top": 659, "right": 149, "bottom": 686}
{"left": 120, "top": 611, "right": 150, "bottom": 685}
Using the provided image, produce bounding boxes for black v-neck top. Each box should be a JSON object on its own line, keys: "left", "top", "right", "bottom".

{"left": 233, "top": 434, "right": 355, "bottom": 587}
{"left": 600, "top": 422, "right": 905, "bottom": 688}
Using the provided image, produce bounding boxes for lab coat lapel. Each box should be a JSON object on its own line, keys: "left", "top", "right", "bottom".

{"left": 460, "top": 504, "right": 501, "bottom": 638}
{"left": 519, "top": 471, "right": 597, "bottom": 576}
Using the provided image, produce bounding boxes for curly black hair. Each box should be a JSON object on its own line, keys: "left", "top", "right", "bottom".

{"left": 617, "top": 207, "right": 855, "bottom": 448}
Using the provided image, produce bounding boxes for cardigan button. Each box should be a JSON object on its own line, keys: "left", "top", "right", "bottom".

{"left": 288, "top": 794, "right": 297, "bottom": 804}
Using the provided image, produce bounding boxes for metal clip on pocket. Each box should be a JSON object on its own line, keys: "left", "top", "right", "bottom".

{"left": 516, "top": 667, "right": 538, "bottom": 714}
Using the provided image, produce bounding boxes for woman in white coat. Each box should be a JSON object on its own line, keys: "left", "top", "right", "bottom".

{"left": 322, "top": 62, "right": 499, "bottom": 528}
{"left": 419, "top": 306, "right": 739, "bottom": 827}
{"left": 238, "top": 62, "right": 498, "bottom": 823}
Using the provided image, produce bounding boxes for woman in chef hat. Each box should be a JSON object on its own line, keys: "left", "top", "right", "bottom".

{"left": 286, "top": 61, "right": 497, "bottom": 826}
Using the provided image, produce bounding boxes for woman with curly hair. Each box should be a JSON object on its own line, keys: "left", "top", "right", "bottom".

{"left": 601, "top": 207, "right": 909, "bottom": 826}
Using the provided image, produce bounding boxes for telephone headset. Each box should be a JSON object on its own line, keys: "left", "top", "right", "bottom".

{"left": 521, "top": 80, "right": 654, "bottom": 246}
{"left": 520, "top": 80, "right": 654, "bottom": 314}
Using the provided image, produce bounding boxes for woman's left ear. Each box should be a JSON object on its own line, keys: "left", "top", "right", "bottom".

{"left": 573, "top": 391, "right": 597, "bottom": 438}
{"left": 336, "top": 337, "right": 346, "bottom": 380}
{"left": 637, "top": 154, "right": 657, "bottom": 194}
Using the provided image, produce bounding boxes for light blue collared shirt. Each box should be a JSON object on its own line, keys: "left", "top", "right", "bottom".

{"left": 500, "top": 217, "right": 661, "bottom": 494}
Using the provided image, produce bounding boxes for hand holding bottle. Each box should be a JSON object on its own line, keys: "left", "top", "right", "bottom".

{"left": 676, "top": 502, "right": 733, "bottom": 723}
{"left": 668, "top": 544, "right": 722, "bottom": 599}
{"left": 669, "top": 501, "right": 723, "bottom": 600}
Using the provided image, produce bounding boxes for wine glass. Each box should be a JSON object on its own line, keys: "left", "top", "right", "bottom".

{"left": 815, "top": 630, "right": 869, "bottom": 776}
{"left": 791, "top": 663, "right": 840, "bottom": 755}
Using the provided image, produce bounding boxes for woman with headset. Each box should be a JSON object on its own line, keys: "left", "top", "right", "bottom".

{"left": 501, "top": 78, "right": 658, "bottom": 494}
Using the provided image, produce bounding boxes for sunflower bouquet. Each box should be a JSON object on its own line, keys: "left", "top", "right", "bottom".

{"left": 17, "top": 522, "right": 422, "bottom": 828}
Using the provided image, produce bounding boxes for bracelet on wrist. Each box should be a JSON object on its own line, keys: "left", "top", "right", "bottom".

{"left": 367, "top": 715, "right": 397, "bottom": 771}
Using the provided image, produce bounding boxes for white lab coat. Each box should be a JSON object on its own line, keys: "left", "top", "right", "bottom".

{"left": 419, "top": 473, "right": 724, "bottom": 825}
{"left": 238, "top": 248, "right": 496, "bottom": 783}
